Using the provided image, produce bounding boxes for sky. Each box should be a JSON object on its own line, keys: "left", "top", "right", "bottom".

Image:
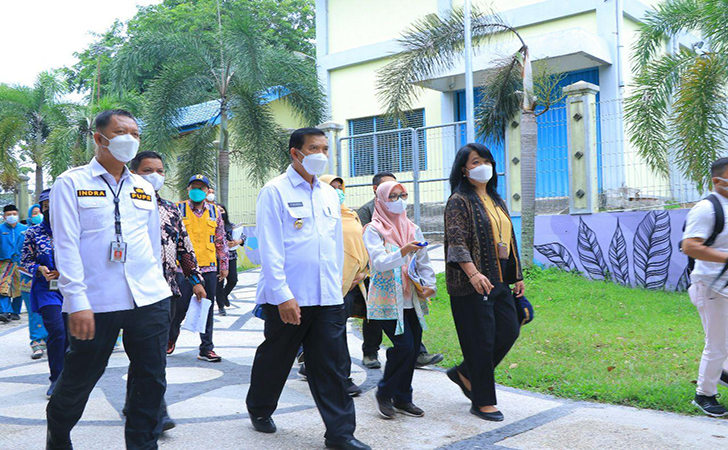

{"left": 0, "top": 0, "right": 162, "bottom": 87}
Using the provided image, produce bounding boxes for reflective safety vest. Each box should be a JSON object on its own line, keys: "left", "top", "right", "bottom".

{"left": 177, "top": 201, "right": 217, "bottom": 268}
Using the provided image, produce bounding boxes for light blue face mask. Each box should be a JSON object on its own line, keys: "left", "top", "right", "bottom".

{"left": 29, "top": 214, "right": 43, "bottom": 225}
{"left": 189, "top": 188, "right": 207, "bottom": 203}
{"left": 5, "top": 215, "right": 18, "bottom": 225}
{"left": 337, "top": 189, "right": 345, "bottom": 205}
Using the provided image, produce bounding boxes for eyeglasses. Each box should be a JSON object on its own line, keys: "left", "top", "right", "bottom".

{"left": 388, "top": 193, "right": 408, "bottom": 201}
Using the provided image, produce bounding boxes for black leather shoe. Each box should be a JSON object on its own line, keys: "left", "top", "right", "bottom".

{"left": 325, "top": 438, "right": 371, "bottom": 449}
{"left": 250, "top": 415, "right": 277, "bottom": 433}
{"left": 46, "top": 429, "right": 73, "bottom": 450}
{"left": 469, "top": 406, "right": 504, "bottom": 422}
{"left": 162, "top": 414, "right": 176, "bottom": 432}
{"left": 446, "top": 367, "right": 472, "bottom": 400}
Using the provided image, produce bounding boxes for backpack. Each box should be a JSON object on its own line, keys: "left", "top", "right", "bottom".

{"left": 681, "top": 194, "right": 724, "bottom": 283}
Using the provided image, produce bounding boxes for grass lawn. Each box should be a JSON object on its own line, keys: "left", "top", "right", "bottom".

{"left": 236, "top": 249, "right": 259, "bottom": 272}
{"left": 422, "top": 267, "right": 709, "bottom": 415}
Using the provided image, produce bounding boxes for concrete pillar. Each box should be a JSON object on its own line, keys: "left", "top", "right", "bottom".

{"left": 16, "top": 175, "right": 30, "bottom": 221}
{"left": 318, "top": 121, "right": 345, "bottom": 176}
{"left": 506, "top": 112, "right": 522, "bottom": 215}
{"left": 565, "top": 81, "right": 600, "bottom": 214}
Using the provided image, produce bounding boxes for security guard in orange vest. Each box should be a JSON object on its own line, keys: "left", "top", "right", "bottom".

{"left": 169, "top": 174, "right": 229, "bottom": 362}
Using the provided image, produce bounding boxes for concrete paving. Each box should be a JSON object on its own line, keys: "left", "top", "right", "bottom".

{"left": 2, "top": 256, "right": 728, "bottom": 449}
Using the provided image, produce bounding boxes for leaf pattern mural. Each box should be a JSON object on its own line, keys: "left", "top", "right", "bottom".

{"left": 577, "top": 218, "right": 609, "bottom": 280}
{"left": 534, "top": 242, "right": 577, "bottom": 272}
{"left": 633, "top": 211, "right": 672, "bottom": 290}
{"left": 609, "top": 218, "right": 630, "bottom": 286}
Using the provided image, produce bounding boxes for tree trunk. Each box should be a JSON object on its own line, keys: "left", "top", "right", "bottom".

{"left": 519, "top": 110, "right": 537, "bottom": 269}
{"left": 35, "top": 163, "right": 44, "bottom": 202}
{"left": 218, "top": 107, "right": 230, "bottom": 207}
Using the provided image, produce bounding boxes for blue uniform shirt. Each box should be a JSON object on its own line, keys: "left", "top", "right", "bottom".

{"left": 20, "top": 221, "right": 63, "bottom": 312}
{"left": 0, "top": 221, "right": 28, "bottom": 263}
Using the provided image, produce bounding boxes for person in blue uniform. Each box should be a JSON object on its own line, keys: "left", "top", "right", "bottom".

{"left": 20, "top": 189, "right": 65, "bottom": 397}
{"left": 19, "top": 203, "right": 49, "bottom": 360}
{"left": 0, "top": 204, "right": 27, "bottom": 323}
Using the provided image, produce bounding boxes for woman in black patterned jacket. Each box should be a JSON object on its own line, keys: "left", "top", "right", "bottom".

{"left": 443, "top": 143, "right": 524, "bottom": 422}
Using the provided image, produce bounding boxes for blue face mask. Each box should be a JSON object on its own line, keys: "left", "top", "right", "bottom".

{"left": 189, "top": 188, "right": 207, "bottom": 203}
{"left": 29, "top": 214, "right": 43, "bottom": 225}
{"left": 337, "top": 189, "right": 345, "bottom": 205}
{"left": 5, "top": 215, "right": 18, "bottom": 225}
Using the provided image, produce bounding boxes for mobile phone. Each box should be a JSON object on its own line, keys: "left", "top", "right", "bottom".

{"left": 416, "top": 241, "right": 429, "bottom": 247}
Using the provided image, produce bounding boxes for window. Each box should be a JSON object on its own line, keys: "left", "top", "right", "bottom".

{"left": 347, "top": 109, "right": 426, "bottom": 177}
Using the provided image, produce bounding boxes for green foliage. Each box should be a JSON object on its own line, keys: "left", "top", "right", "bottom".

{"left": 627, "top": 0, "right": 728, "bottom": 193}
{"left": 424, "top": 269, "right": 708, "bottom": 415}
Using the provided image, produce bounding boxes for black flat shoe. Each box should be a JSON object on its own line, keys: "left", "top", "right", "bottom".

{"left": 470, "top": 406, "right": 504, "bottom": 422}
{"left": 446, "top": 367, "right": 472, "bottom": 400}
{"left": 325, "top": 438, "right": 371, "bottom": 449}
{"left": 250, "top": 415, "right": 277, "bottom": 433}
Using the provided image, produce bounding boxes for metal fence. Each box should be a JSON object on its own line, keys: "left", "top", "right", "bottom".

{"left": 596, "top": 98, "right": 702, "bottom": 211}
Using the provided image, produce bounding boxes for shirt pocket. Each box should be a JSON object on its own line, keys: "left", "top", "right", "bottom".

{"left": 284, "top": 204, "right": 312, "bottom": 235}
{"left": 78, "top": 197, "right": 111, "bottom": 231}
{"left": 321, "top": 204, "right": 339, "bottom": 234}
{"left": 131, "top": 198, "right": 154, "bottom": 226}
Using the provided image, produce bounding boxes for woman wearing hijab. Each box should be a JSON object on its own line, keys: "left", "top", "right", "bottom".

{"left": 443, "top": 143, "right": 524, "bottom": 422}
{"left": 363, "top": 181, "right": 436, "bottom": 419}
{"left": 19, "top": 203, "right": 49, "bottom": 360}
{"left": 20, "top": 189, "right": 65, "bottom": 397}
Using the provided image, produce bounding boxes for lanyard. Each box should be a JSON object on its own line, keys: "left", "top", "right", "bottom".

{"left": 100, "top": 177, "right": 125, "bottom": 242}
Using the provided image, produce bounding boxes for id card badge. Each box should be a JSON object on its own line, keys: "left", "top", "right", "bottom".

{"left": 110, "top": 241, "right": 128, "bottom": 263}
{"left": 49, "top": 280, "right": 59, "bottom": 291}
{"left": 497, "top": 242, "right": 509, "bottom": 259}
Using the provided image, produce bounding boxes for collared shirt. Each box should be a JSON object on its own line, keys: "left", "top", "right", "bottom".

{"left": 176, "top": 200, "right": 229, "bottom": 274}
{"left": 0, "top": 222, "right": 27, "bottom": 263}
{"left": 255, "top": 165, "right": 344, "bottom": 307}
{"left": 158, "top": 196, "right": 203, "bottom": 296}
{"left": 20, "top": 221, "right": 63, "bottom": 311}
{"left": 50, "top": 157, "right": 171, "bottom": 314}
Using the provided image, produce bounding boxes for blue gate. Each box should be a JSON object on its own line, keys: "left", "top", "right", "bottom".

{"left": 456, "top": 67, "right": 600, "bottom": 199}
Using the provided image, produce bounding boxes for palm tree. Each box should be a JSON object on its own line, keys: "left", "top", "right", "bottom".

{"left": 377, "top": 7, "right": 563, "bottom": 268}
{"left": 113, "top": 6, "right": 325, "bottom": 205}
{"left": 0, "top": 71, "right": 70, "bottom": 200}
{"left": 625, "top": 0, "right": 728, "bottom": 193}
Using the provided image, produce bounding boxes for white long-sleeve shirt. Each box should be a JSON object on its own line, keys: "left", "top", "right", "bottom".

{"left": 363, "top": 225, "right": 437, "bottom": 308}
{"left": 255, "top": 165, "right": 344, "bottom": 307}
{"left": 50, "top": 158, "right": 171, "bottom": 314}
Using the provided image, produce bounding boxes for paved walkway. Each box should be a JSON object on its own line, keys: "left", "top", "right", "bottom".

{"left": 2, "top": 249, "right": 728, "bottom": 449}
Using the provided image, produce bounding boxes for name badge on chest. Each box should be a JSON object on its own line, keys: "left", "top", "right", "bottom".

{"left": 110, "top": 241, "right": 128, "bottom": 263}
{"left": 49, "top": 280, "right": 59, "bottom": 291}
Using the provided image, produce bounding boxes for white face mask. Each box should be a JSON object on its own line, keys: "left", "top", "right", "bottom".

{"left": 141, "top": 173, "right": 165, "bottom": 191}
{"left": 385, "top": 198, "right": 408, "bottom": 215}
{"left": 468, "top": 164, "right": 493, "bottom": 184}
{"left": 297, "top": 150, "right": 328, "bottom": 176}
{"left": 206, "top": 193, "right": 215, "bottom": 202}
{"left": 100, "top": 133, "right": 140, "bottom": 163}
{"left": 5, "top": 215, "right": 19, "bottom": 225}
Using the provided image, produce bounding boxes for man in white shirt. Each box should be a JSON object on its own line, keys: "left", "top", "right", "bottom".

{"left": 47, "top": 110, "right": 172, "bottom": 449}
{"left": 683, "top": 157, "right": 728, "bottom": 418}
{"left": 246, "top": 128, "right": 369, "bottom": 450}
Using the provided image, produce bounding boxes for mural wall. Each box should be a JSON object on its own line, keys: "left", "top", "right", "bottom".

{"left": 534, "top": 210, "right": 690, "bottom": 291}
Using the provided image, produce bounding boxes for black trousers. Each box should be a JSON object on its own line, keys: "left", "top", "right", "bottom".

{"left": 169, "top": 272, "right": 217, "bottom": 354}
{"left": 39, "top": 305, "right": 67, "bottom": 383}
{"left": 246, "top": 303, "right": 356, "bottom": 443}
{"left": 46, "top": 298, "right": 170, "bottom": 450}
{"left": 450, "top": 283, "right": 520, "bottom": 407}
{"left": 377, "top": 309, "right": 423, "bottom": 404}
{"left": 215, "top": 261, "right": 238, "bottom": 309}
{"left": 362, "top": 319, "right": 428, "bottom": 357}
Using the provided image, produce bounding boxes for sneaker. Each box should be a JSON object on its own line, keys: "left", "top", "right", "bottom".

{"left": 693, "top": 394, "right": 728, "bottom": 417}
{"left": 347, "top": 378, "right": 362, "bottom": 397}
{"left": 299, "top": 363, "right": 307, "bottom": 379}
{"left": 10, "top": 313, "right": 20, "bottom": 321}
{"left": 375, "top": 393, "right": 396, "bottom": 420}
{"left": 362, "top": 354, "right": 381, "bottom": 369}
{"left": 31, "top": 344, "right": 44, "bottom": 360}
{"left": 393, "top": 402, "right": 425, "bottom": 417}
{"left": 219, "top": 307, "right": 226, "bottom": 316}
{"left": 39, "top": 340, "right": 47, "bottom": 351}
{"left": 415, "top": 352, "right": 444, "bottom": 368}
{"left": 166, "top": 340, "right": 176, "bottom": 355}
{"left": 719, "top": 371, "right": 728, "bottom": 389}
{"left": 46, "top": 380, "right": 57, "bottom": 400}
{"left": 198, "top": 350, "right": 222, "bottom": 362}
{"left": 0, "top": 313, "right": 9, "bottom": 323}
